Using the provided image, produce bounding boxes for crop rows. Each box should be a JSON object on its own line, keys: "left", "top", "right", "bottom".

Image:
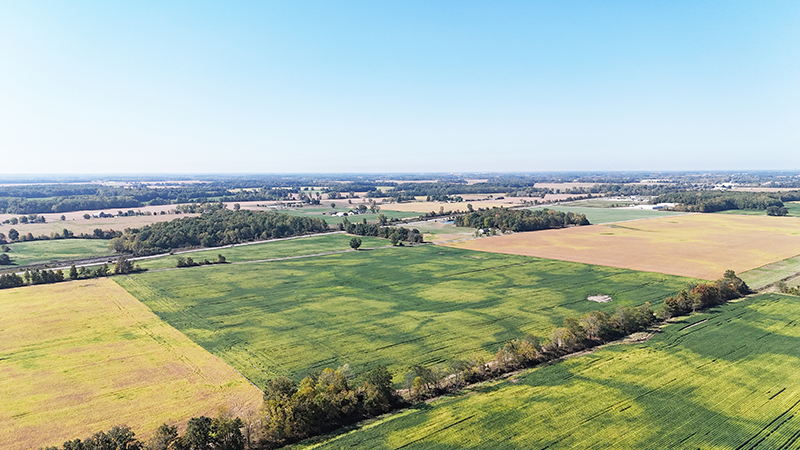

{"left": 115, "top": 243, "right": 696, "bottom": 387}
{"left": 292, "top": 294, "right": 800, "bottom": 449}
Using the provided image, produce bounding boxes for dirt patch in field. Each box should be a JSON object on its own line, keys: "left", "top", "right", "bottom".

{"left": 587, "top": 295, "right": 612, "bottom": 303}
{"left": 442, "top": 214, "right": 800, "bottom": 280}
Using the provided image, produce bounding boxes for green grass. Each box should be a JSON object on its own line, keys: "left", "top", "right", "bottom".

{"left": 115, "top": 245, "right": 697, "bottom": 387}
{"left": 740, "top": 254, "right": 800, "bottom": 290}
{"left": 529, "top": 206, "right": 685, "bottom": 224}
{"left": 0, "top": 239, "right": 114, "bottom": 266}
{"left": 714, "top": 201, "right": 800, "bottom": 217}
{"left": 293, "top": 293, "right": 800, "bottom": 450}
{"left": 134, "top": 233, "right": 390, "bottom": 270}
{"left": 274, "top": 207, "right": 420, "bottom": 225}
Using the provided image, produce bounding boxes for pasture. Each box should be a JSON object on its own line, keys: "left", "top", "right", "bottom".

{"left": 293, "top": 293, "right": 800, "bottom": 450}
{"left": 0, "top": 279, "right": 262, "bottom": 450}
{"left": 445, "top": 213, "right": 800, "bottom": 280}
{"left": 0, "top": 239, "right": 113, "bottom": 266}
{"left": 135, "top": 233, "right": 390, "bottom": 270}
{"left": 115, "top": 245, "right": 696, "bottom": 388}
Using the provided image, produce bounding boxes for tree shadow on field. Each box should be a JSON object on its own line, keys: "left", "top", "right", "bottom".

{"left": 660, "top": 298, "right": 800, "bottom": 365}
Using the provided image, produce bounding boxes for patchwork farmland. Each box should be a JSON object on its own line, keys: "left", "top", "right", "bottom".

{"left": 115, "top": 244, "right": 697, "bottom": 387}
{"left": 445, "top": 214, "right": 800, "bottom": 280}
{"left": 293, "top": 293, "right": 800, "bottom": 450}
{"left": 0, "top": 279, "right": 262, "bottom": 450}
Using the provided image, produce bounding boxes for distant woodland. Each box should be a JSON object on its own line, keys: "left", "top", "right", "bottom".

{"left": 111, "top": 210, "right": 330, "bottom": 255}
{"left": 454, "top": 207, "right": 590, "bottom": 231}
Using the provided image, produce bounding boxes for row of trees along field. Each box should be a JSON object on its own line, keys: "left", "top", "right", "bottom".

{"left": 0, "top": 228, "right": 120, "bottom": 246}
{"left": 454, "top": 207, "right": 590, "bottom": 231}
{"left": 0, "top": 256, "right": 144, "bottom": 289}
{"left": 339, "top": 218, "right": 423, "bottom": 245}
{"left": 43, "top": 271, "right": 751, "bottom": 449}
{"left": 654, "top": 190, "right": 800, "bottom": 212}
{"left": 109, "top": 210, "right": 330, "bottom": 255}
{"left": 42, "top": 414, "right": 247, "bottom": 450}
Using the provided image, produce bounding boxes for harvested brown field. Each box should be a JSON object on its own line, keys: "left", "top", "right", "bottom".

{"left": 378, "top": 198, "right": 541, "bottom": 213}
{"left": 0, "top": 279, "right": 262, "bottom": 450}
{"left": 443, "top": 214, "right": 800, "bottom": 280}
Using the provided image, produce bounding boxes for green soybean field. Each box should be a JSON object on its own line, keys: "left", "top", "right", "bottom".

{"left": 115, "top": 244, "right": 696, "bottom": 387}
{"left": 292, "top": 293, "right": 800, "bottom": 450}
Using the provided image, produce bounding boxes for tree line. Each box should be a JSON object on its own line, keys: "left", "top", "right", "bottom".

{"left": 454, "top": 207, "right": 590, "bottom": 231}
{"left": 0, "top": 256, "right": 144, "bottom": 290}
{"left": 654, "top": 190, "right": 800, "bottom": 212}
{"left": 110, "top": 210, "right": 331, "bottom": 256}
{"left": 41, "top": 414, "right": 247, "bottom": 450}
{"left": 0, "top": 228, "right": 120, "bottom": 246}
{"left": 339, "top": 219, "right": 423, "bottom": 245}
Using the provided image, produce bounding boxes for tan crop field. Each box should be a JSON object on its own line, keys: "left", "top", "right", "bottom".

{"left": 444, "top": 214, "right": 800, "bottom": 280}
{"left": 377, "top": 198, "right": 541, "bottom": 213}
{"left": 0, "top": 279, "right": 262, "bottom": 450}
{"left": 0, "top": 205, "right": 198, "bottom": 238}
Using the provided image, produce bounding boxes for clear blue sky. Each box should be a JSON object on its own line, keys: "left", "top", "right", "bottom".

{"left": 1, "top": 1, "right": 798, "bottom": 173}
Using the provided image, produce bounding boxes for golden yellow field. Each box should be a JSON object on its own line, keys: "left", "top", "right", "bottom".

{"left": 0, "top": 279, "right": 263, "bottom": 450}
{"left": 444, "top": 214, "right": 800, "bottom": 280}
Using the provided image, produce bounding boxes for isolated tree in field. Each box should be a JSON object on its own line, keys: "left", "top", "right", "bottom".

{"left": 0, "top": 253, "right": 10, "bottom": 265}
{"left": 8, "top": 229, "right": 19, "bottom": 241}
{"left": 349, "top": 237, "right": 362, "bottom": 250}
{"left": 331, "top": 203, "right": 336, "bottom": 209}
{"left": 60, "top": 215, "right": 66, "bottom": 221}
{"left": 233, "top": 203, "right": 241, "bottom": 211}
{"left": 83, "top": 213, "right": 91, "bottom": 219}
{"left": 217, "top": 254, "right": 226, "bottom": 263}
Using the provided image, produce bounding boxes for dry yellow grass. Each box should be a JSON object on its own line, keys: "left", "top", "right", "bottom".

{"left": 0, "top": 279, "right": 262, "bottom": 450}
{"left": 443, "top": 214, "right": 800, "bottom": 280}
